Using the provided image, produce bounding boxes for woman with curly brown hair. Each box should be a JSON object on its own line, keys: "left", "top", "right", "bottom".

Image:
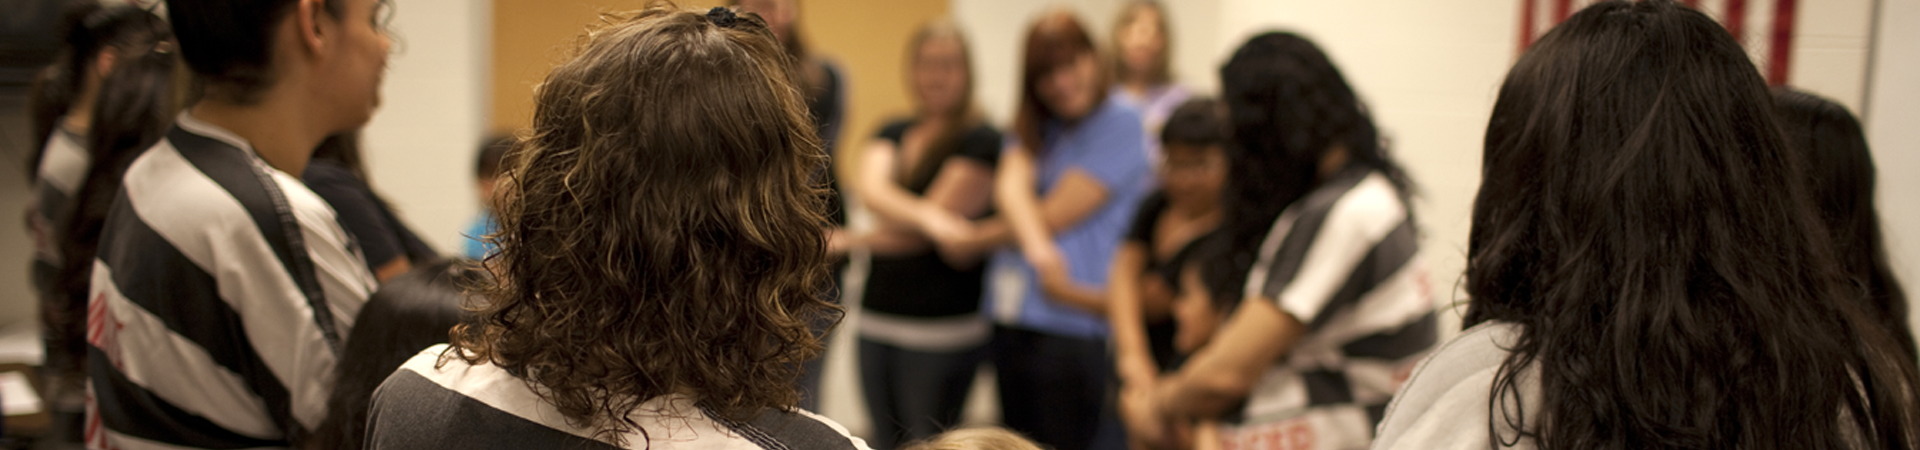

{"left": 364, "top": 5, "right": 867, "bottom": 450}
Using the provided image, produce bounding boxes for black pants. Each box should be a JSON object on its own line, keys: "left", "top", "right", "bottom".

{"left": 859, "top": 338, "right": 985, "bottom": 450}
{"left": 991, "top": 325, "right": 1122, "bottom": 450}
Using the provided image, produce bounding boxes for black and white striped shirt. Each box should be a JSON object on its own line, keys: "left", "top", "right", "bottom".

{"left": 30, "top": 127, "right": 89, "bottom": 294}
{"left": 369, "top": 345, "right": 874, "bottom": 450}
{"left": 84, "top": 112, "right": 374, "bottom": 450}
{"left": 1222, "top": 166, "right": 1438, "bottom": 450}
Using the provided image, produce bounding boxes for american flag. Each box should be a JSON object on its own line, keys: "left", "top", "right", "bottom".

{"left": 1519, "top": 0, "right": 1799, "bottom": 86}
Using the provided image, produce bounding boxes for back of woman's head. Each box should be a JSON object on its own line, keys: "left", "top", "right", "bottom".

{"left": 902, "top": 427, "right": 1045, "bottom": 450}
{"left": 1467, "top": 1, "right": 1920, "bottom": 448}
{"left": 311, "top": 260, "right": 474, "bottom": 450}
{"left": 1160, "top": 97, "right": 1227, "bottom": 149}
{"left": 450, "top": 3, "right": 832, "bottom": 443}
{"left": 1772, "top": 89, "right": 1916, "bottom": 361}
{"left": 1214, "top": 32, "right": 1411, "bottom": 303}
{"left": 27, "top": 2, "right": 169, "bottom": 178}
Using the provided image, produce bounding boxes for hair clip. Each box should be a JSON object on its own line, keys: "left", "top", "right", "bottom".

{"left": 707, "top": 7, "right": 739, "bottom": 28}
{"left": 152, "top": 40, "right": 173, "bottom": 55}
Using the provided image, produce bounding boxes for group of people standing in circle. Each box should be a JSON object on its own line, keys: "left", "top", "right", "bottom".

{"left": 843, "top": 2, "right": 1433, "bottom": 450}
{"left": 845, "top": 1, "right": 1920, "bottom": 450}
{"left": 19, "top": 0, "right": 1919, "bottom": 449}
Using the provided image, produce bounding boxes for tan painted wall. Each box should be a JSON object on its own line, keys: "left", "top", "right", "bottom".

{"left": 490, "top": 0, "right": 953, "bottom": 178}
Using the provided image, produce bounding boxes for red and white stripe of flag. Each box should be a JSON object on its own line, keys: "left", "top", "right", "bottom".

{"left": 1518, "top": 0, "right": 1799, "bottom": 86}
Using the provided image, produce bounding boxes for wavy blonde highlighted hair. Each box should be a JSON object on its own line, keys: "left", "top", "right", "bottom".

{"left": 448, "top": 2, "right": 835, "bottom": 443}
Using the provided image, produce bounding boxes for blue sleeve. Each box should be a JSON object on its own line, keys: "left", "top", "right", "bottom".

{"left": 1069, "top": 105, "right": 1150, "bottom": 192}
{"left": 462, "top": 214, "right": 497, "bottom": 260}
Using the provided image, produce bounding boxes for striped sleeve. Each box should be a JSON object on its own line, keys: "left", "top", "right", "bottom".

{"left": 372, "top": 346, "right": 873, "bottom": 450}
{"left": 1245, "top": 172, "right": 1415, "bottom": 329}
{"left": 86, "top": 118, "right": 374, "bottom": 449}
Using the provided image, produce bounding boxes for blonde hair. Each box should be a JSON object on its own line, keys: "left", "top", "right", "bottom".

{"left": 901, "top": 427, "right": 1046, "bottom": 450}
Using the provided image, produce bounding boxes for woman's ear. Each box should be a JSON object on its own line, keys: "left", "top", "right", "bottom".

{"left": 295, "top": 0, "right": 328, "bottom": 54}
{"left": 92, "top": 51, "right": 118, "bottom": 81}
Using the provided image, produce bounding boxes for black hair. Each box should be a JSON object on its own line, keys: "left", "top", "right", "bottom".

{"left": 1160, "top": 97, "right": 1227, "bottom": 149}
{"left": 42, "top": 11, "right": 177, "bottom": 386}
{"left": 1173, "top": 232, "right": 1240, "bottom": 313}
{"left": 1214, "top": 32, "right": 1414, "bottom": 304}
{"left": 474, "top": 133, "right": 516, "bottom": 179}
{"left": 164, "top": 0, "right": 360, "bottom": 103}
{"left": 1774, "top": 88, "right": 1918, "bottom": 362}
{"left": 313, "top": 131, "right": 370, "bottom": 180}
{"left": 308, "top": 260, "right": 477, "bottom": 450}
{"left": 1466, "top": 1, "right": 1920, "bottom": 448}
{"left": 26, "top": 2, "right": 169, "bottom": 180}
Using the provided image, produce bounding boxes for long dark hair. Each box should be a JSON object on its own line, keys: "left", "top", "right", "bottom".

{"left": 309, "top": 260, "right": 474, "bottom": 450}
{"left": 449, "top": 4, "right": 834, "bottom": 444}
{"left": 26, "top": 2, "right": 167, "bottom": 179}
{"left": 45, "top": 13, "right": 176, "bottom": 383}
{"left": 1214, "top": 32, "right": 1412, "bottom": 303}
{"left": 1465, "top": 1, "right": 1920, "bottom": 448}
{"left": 1774, "top": 88, "right": 1917, "bottom": 362}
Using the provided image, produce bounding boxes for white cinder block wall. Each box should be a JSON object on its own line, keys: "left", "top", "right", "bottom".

{"left": 1866, "top": 0, "right": 1920, "bottom": 346}
{"left": 361, "top": 0, "right": 494, "bottom": 254}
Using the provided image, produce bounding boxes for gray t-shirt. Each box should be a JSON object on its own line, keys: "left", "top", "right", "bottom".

{"left": 1369, "top": 322, "right": 1537, "bottom": 450}
{"left": 367, "top": 345, "right": 873, "bottom": 450}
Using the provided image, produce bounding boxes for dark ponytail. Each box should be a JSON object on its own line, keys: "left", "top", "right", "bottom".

{"left": 25, "top": 3, "right": 166, "bottom": 180}
{"left": 44, "top": 13, "right": 177, "bottom": 382}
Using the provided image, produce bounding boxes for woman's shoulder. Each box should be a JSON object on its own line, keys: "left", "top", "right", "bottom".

{"left": 1371, "top": 322, "right": 1534, "bottom": 450}
{"left": 1092, "top": 97, "right": 1146, "bottom": 131}
{"left": 876, "top": 117, "right": 915, "bottom": 142}
{"left": 963, "top": 121, "right": 1004, "bottom": 142}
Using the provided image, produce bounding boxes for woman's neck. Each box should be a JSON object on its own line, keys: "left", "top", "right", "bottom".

{"left": 1121, "top": 77, "right": 1153, "bottom": 98}
{"left": 1165, "top": 196, "right": 1222, "bottom": 223}
{"left": 63, "top": 94, "right": 97, "bottom": 136}
{"left": 917, "top": 112, "right": 954, "bottom": 131}
{"left": 1319, "top": 143, "right": 1352, "bottom": 178}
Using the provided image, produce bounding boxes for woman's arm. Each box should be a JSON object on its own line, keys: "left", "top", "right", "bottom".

{"left": 917, "top": 157, "right": 996, "bottom": 266}
{"left": 853, "top": 136, "right": 996, "bottom": 261}
{"left": 1154, "top": 297, "right": 1305, "bottom": 418}
{"left": 852, "top": 140, "right": 932, "bottom": 229}
{"left": 1107, "top": 242, "right": 1158, "bottom": 386}
{"left": 993, "top": 146, "right": 1113, "bottom": 313}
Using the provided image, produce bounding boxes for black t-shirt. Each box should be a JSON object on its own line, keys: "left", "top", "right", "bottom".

{"left": 860, "top": 118, "right": 1004, "bottom": 318}
{"left": 1123, "top": 190, "right": 1221, "bottom": 371}
{"left": 303, "top": 160, "right": 436, "bottom": 274}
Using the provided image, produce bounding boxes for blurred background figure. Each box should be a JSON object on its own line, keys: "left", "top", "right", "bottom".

{"left": 901, "top": 427, "right": 1045, "bottom": 450}
{"left": 22, "top": 3, "right": 175, "bottom": 445}
{"left": 1138, "top": 31, "right": 1431, "bottom": 450}
{"left": 848, "top": 19, "right": 1001, "bottom": 450}
{"left": 941, "top": 9, "right": 1151, "bottom": 450}
{"left": 462, "top": 134, "right": 515, "bottom": 260}
{"left": 1106, "top": 0, "right": 1188, "bottom": 162}
{"left": 305, "top": 132, "right": 438, "bottom": 281}
{"left": 308, "top": 260, "right": 475, "bottom": 450}
{"left": 1104, "top": 98, "right": 1227, "bottom": 450}
{"left": 1773, "top": 88, "right": 1917, "bottom": 363}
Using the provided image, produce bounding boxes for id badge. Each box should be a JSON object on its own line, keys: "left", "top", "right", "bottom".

{"left": 990, "top": 263, "right": 1027, "bottom": 325}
